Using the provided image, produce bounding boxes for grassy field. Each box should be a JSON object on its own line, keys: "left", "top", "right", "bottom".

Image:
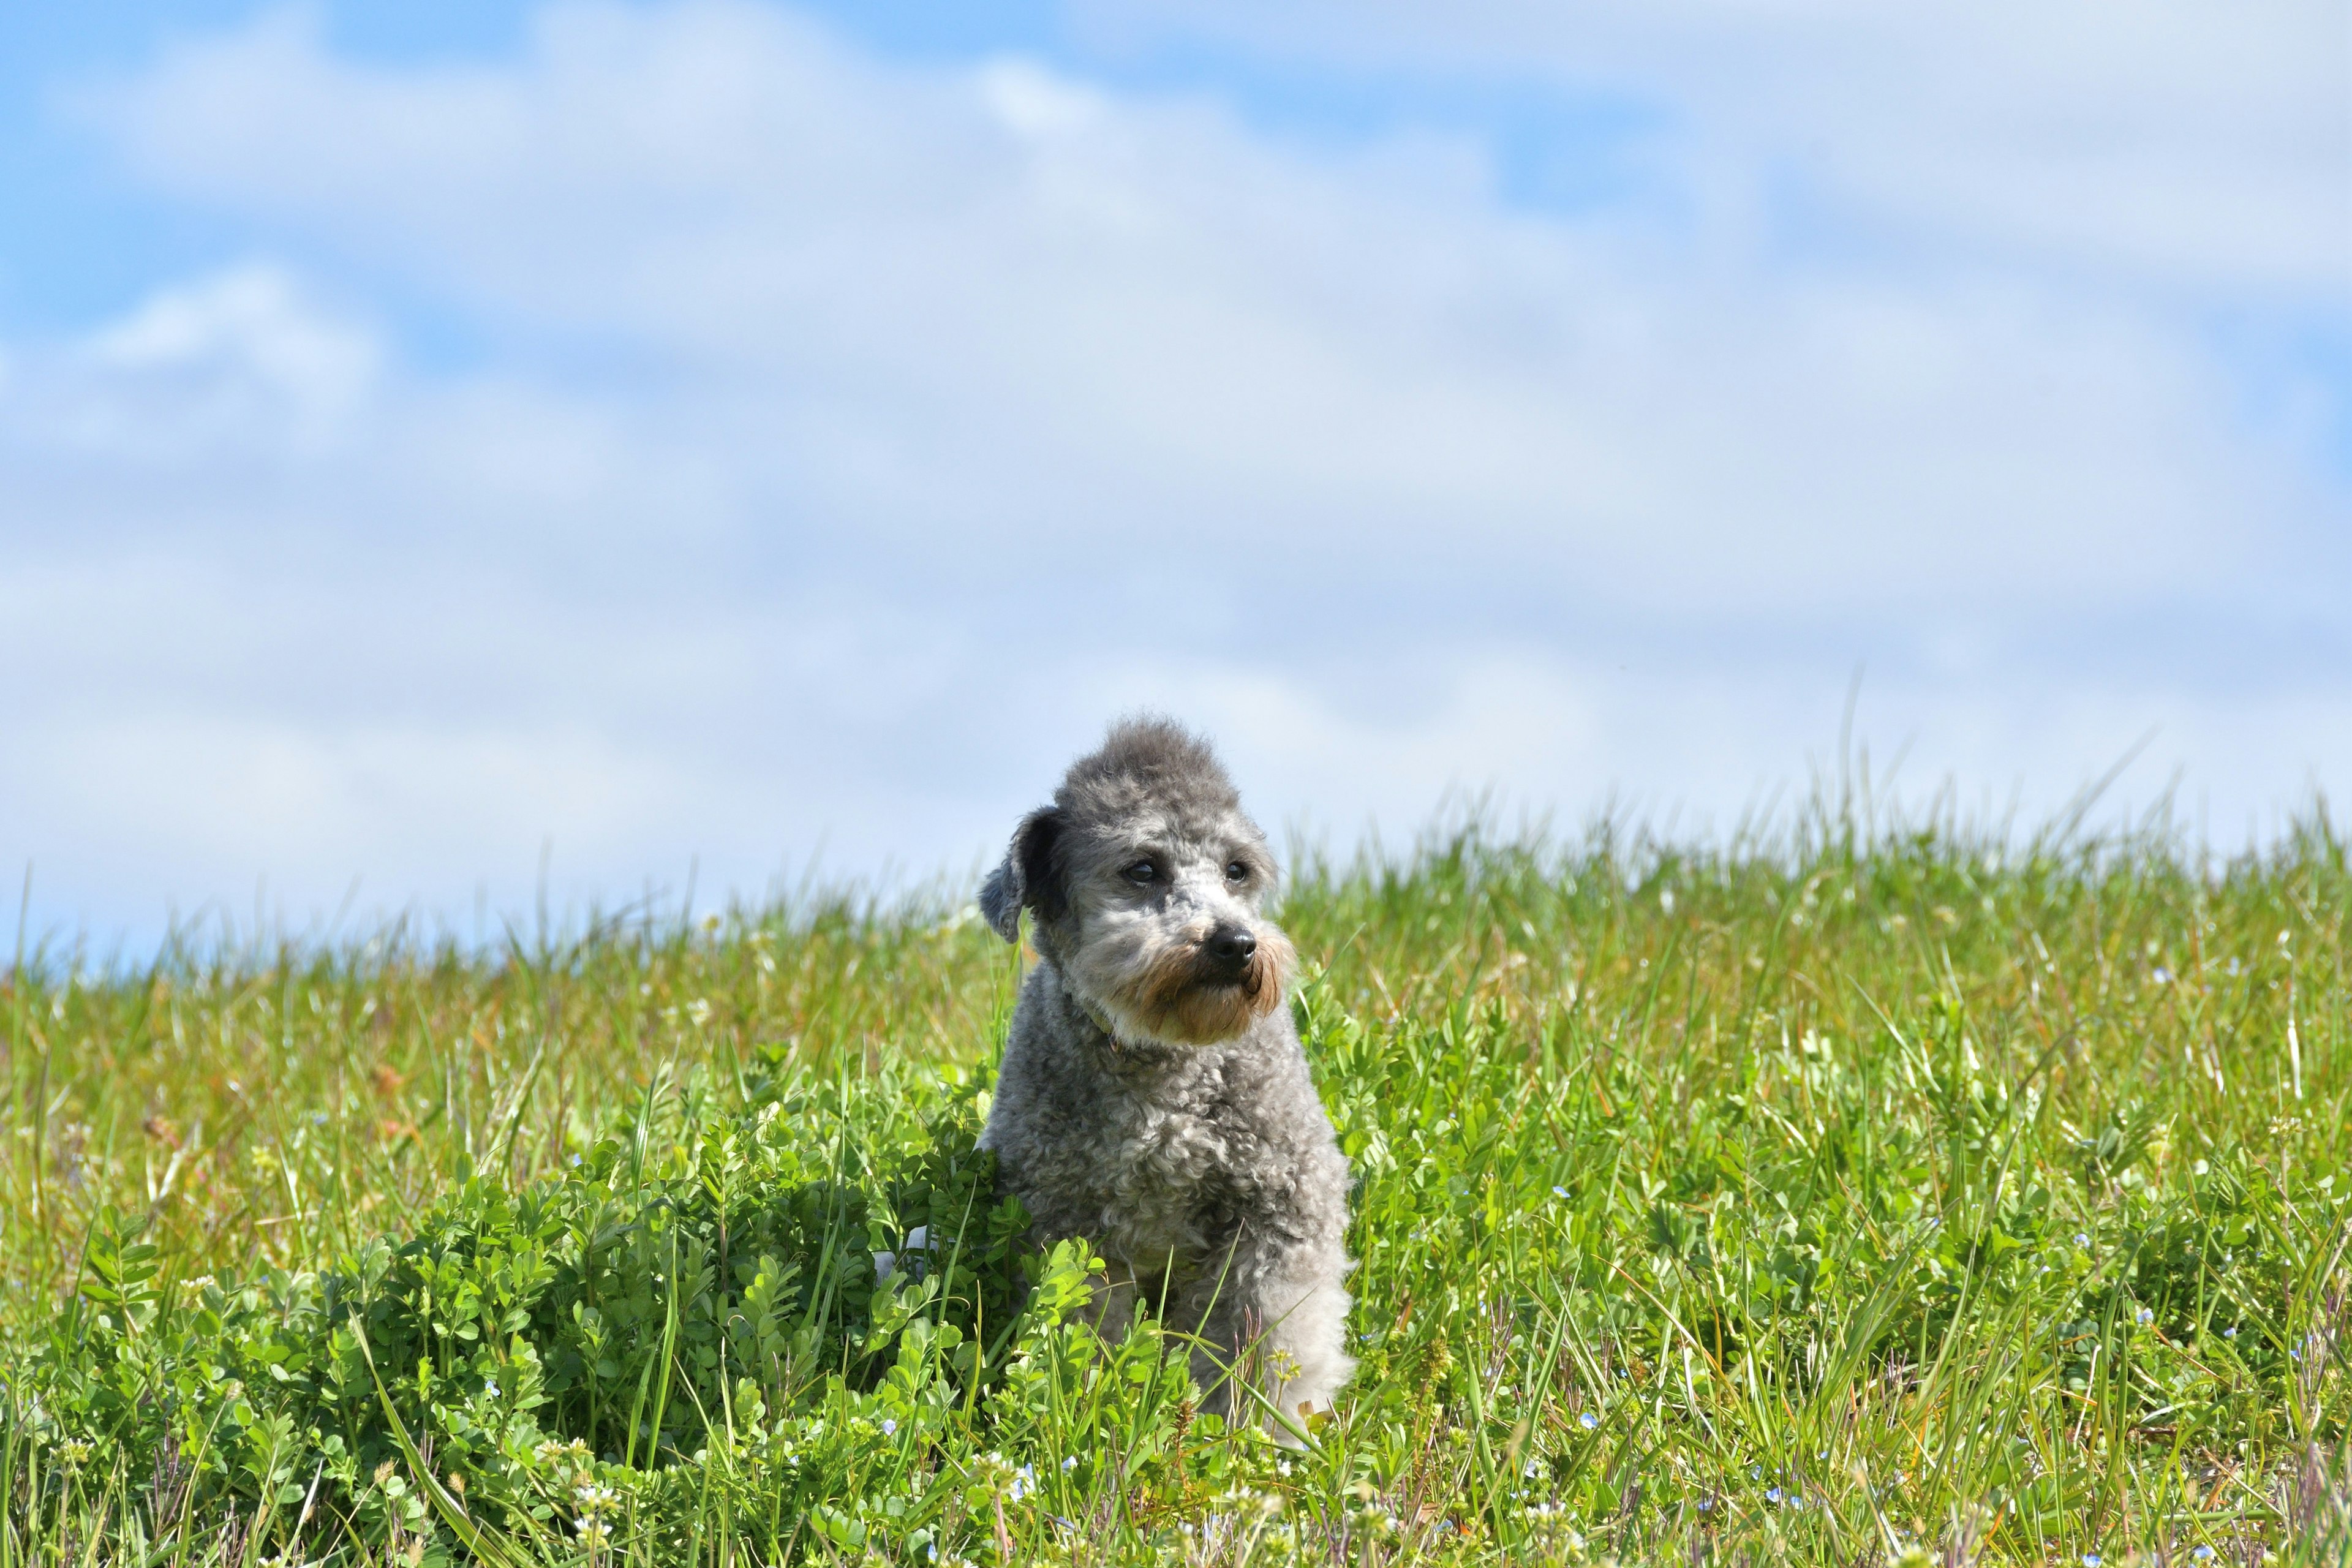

{"left": 1, "top": 809, "right": 2346, "bottom": 1566}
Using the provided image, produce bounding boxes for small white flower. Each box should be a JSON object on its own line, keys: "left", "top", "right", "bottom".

{"left": 483, "top": 1380, "right": 499, "bottom": 1398}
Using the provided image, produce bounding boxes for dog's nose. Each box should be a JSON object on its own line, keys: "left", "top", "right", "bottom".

{"left": 1207, "top": 923, "right": 1257, "bottom": 974}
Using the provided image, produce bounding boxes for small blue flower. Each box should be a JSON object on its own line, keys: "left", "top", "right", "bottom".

{"left": 1578, "top": 1411, "right": 1598, "bottom": 1431}
{"left": 2074, "top": 1233, "right": 2090, "bottom": 1248}
{"left": 880, "top": 1418, "right": 897, "bottom": 1437}
{"left": 1766, "top": 1487, "right": 1784, "bottom": 1504}
{"left": 2136, "top": 1308, "right": 2154, "bottom": 1326}
{"left": 2082, "top": 1555, "right": 2101, "bottom": 1567}
{"left": 2192, "top": 1548, "right": 2214, "bottom": 1562}
{"left": 1552, "top": 1186, "right": 1569, "bottom": 1199}
{"left": 483, "top": 1380, "right": 499, "bottom": 1399}
{"left": 2224, "top": 1327, "right": 2238, "bottom": 1339}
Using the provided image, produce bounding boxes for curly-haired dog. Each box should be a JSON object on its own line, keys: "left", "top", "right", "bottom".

{"left": 977, "top": 718, "right": 1354, "bottom": 1438}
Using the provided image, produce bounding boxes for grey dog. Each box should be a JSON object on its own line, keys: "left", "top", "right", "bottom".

{"left": 976, "top": 718, "right": 1355, "bottom": 1436}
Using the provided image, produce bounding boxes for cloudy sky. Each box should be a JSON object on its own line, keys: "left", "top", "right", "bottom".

{"left": 4, "top": 0, "right": 2348, "bottom": 949}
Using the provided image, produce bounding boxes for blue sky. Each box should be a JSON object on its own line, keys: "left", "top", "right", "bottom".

{"left": 4, "top": 0, "right": 2348, "bottom": 949}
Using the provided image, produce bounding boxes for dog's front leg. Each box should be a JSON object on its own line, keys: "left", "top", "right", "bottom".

{"left": 1175, "top": 1227, "right": 1354, "bottom": 1442}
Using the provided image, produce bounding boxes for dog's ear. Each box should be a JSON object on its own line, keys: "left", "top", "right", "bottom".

{"left": 979, "top": 807, "right": 1064, "bottom": 943}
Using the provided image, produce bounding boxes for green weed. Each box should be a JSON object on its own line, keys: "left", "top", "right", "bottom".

{"left": 0, "top": 811, "right": 2345, "bottom": 1564}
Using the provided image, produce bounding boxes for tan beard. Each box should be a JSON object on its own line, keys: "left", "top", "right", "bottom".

{"left": 1109, "top": 924, "right": 1298, "bottom": 1046}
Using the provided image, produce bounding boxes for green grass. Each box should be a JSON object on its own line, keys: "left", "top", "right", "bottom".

{"left": 2, "top": 808, "right": 2348, "bottom": 1566}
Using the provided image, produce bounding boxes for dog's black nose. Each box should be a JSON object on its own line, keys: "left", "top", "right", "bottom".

{"left": 1207, "top": 923, "right": 1257, "bottom": 974}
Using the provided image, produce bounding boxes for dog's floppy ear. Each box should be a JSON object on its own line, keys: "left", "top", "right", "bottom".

{"left": 978, "top": 807, "right": 1064, "bottom": 943}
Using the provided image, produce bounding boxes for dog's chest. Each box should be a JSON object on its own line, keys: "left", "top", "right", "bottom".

{"left": 1076, "top": 1054, "right": 1257, "bottom": 1250}
{"left": 1098, "top": 1056, "right": 1242, "bottom": 1183}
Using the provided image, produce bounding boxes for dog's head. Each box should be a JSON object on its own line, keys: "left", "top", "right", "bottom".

{"left": 980, "top": 717, "right": 1296, "bottom": 1046}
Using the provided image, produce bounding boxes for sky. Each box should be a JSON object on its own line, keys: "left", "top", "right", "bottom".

{"left": 3, "top": 0, "right": 2349, "bottom": 952}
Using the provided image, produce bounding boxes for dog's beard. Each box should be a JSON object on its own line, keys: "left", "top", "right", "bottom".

{"left": 1102, "top": 924, "right": 1297, "bottom": 1046}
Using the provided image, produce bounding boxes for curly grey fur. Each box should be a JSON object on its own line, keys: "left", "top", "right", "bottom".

{"left": 978, "top": 718, "right": 1355, "bottom": 1436}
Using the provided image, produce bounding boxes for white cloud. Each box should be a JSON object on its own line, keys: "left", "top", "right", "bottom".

{"left": 1079, "top": 0, "right": 2352, "bottom": 296}
{"left": 22, "top": 263, "right": 380, "bottom": 459}
{"left": 74, "top": 5, "right": 2342, "bottom": 605}
{"left": 2, "top": 0, "right": 2345, "bottom": 943}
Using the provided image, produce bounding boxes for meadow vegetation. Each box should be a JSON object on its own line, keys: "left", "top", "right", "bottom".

{"left": 1, "top": 802, "right": 2347, "bottom": 1566}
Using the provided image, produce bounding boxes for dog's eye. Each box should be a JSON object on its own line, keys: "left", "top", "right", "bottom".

{"left": 1226, "top": 861, "right": 1249, "bottom": 882}
{"left": 1125, "top": 860, "right": 1157, "bottom": 884}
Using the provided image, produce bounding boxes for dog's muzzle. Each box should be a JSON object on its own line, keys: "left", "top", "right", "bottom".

{"left": 1110, "top": 916, "right": 1297, "bottom": 1045}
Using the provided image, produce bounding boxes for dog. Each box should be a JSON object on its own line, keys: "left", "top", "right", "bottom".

{"left": 976, "top": 718, "right": 1354, "bottom": 1438}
